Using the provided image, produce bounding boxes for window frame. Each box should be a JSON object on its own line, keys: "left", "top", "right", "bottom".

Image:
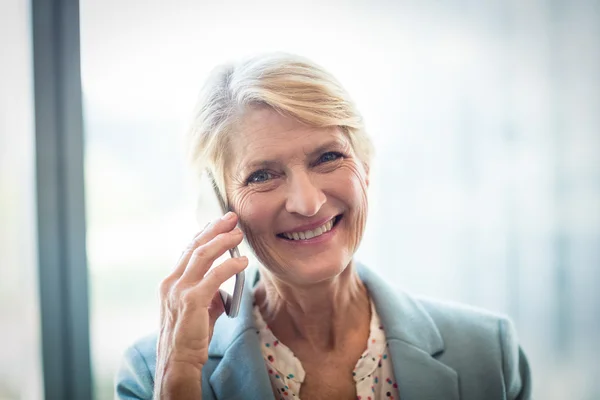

{"left": 32, "top": 0, "right": 92, "bottom": 398}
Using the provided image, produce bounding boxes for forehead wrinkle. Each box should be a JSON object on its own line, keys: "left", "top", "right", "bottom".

{"left": 236, "top": 126, "right": 306, "bottom": 164}
{"left": 237, "top": 139, "right": 299, "bottom": 176}
{"left": 301, "top": 128, "right": 351, "bottom": 156}
{"left": 238, "top": 127, "right": 351, "bottom": 174}
{"left": 238, "top": 119, "right": 305, "bottom": 160}
{"left": 230, "top": 109, "right": 351, "bottom": 179}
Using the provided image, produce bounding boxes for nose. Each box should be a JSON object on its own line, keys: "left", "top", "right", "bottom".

{"left": 285, "top": 171, "right": 326, "bottom": 217}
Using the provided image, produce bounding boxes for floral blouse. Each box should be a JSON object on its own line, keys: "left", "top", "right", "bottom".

{"left": 252, "top": 298, "right": 400, "bottom": 400}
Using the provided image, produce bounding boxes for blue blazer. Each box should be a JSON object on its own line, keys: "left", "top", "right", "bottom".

{"left": 115, "top": 264, "right": 532, "bottom": 399}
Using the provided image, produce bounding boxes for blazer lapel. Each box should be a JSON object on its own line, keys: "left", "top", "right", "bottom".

{"left": 208, "top": 267, "right": 273, "bottom": 399}
{"left": 386, "top": 339, "right": 459, "bottom": 400}
{"left": 358, "top": 264, "right": 459, "bottom": 400}
{"left": 208, "top": 330, "right": 274, "bottom": 400}
{"left": 207, "top": 264, "right": 458, "bottom": 400}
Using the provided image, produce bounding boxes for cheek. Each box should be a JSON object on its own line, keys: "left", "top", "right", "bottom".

{"left": 233, "top": 191, "right": 272, "bottom": 238}
{"left": 334, "top": 163, "right": 369, "bottom": 209}
{"left": 236, "top": 194, "right": 265, "bottom": 226}
{"left": 337, "top": 164, "right": 369, "bottom": 248}
{"left": 231, "top": 191, "right": 281, "bottom": 262}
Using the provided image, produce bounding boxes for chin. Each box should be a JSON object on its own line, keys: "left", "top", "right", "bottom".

{"left": 286, "top": 257, "right": 351, "bottom": 286}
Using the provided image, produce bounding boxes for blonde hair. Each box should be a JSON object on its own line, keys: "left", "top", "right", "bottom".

{"left": 187, "top": 52, "right": 373, "bottom": 207}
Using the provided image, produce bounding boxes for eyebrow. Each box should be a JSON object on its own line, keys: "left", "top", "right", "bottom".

{"left": 239, "top": 139, "right": 348, "bottom": 174}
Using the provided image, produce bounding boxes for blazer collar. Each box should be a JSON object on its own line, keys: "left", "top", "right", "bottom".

{"left": 208, "top": 265, "right": 273, "bottom": 399}
{"left": 357, "top": 263, "right": 459, "bottom": 400}
{"left": 356, "top": 263, "right": 443, "bottom": 353}
{"left": 208, "top": 263, "right": 459, "bottom": 400}
{"left": 207, "top": 268, "right": 259, "bottom": 358}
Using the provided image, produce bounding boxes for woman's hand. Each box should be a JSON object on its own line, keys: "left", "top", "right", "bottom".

{"left": 154, "top": 212, "right": 248, "bottom": 399}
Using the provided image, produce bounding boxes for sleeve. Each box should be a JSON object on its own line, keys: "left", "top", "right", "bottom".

{"left": 114, "top": 344, "right": 155, "bottom": 400}
{"left": 498, "top": 318, "right": 533, "bottom": 400}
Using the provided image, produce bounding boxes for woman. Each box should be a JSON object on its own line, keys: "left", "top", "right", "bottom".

{"left": 116, "top": 53, "right": 532, "bottom": 400}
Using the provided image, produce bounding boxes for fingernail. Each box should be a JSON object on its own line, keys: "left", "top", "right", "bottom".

{"left": 222, "top": 211, "right": 235, "bottom": 220}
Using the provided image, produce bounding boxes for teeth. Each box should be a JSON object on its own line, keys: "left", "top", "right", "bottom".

{"left": 282, "top": 217, "right": 336, "bottom": 241}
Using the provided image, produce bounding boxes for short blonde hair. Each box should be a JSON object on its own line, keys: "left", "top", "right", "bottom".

{"left": 187, "top": 52, "right": 373, "bottom": 207}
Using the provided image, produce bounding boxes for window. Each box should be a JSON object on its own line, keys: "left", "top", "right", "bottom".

{"left": 0, "top": 0, "right": 43, "bottom": 399}
{"left": 80, "top": 1, "right": 600, "bottom": 399}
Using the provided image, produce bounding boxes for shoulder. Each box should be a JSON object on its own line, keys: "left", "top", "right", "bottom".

{"left": 413, "top": 296, "right": 514, "bottom": 366}
{"left": 115, "top": 332, "right": 224, "bottom": 400}
{"left": 115, "top": 333, "right": 158, "bottom": 400}
{"left": 416, "top": 296, "right": 509, "bottom": 342}
{"left": 359, "top": 262, "right": 532, "bottom": 399}
{"left": 414, "top": 296, "right": 532, "bottom": 399}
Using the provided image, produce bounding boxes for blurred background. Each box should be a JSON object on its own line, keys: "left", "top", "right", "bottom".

{"left": 1, "top": 0, "right": 599, "bottom": 399}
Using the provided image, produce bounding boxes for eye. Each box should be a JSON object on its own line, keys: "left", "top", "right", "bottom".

{"left": 317, "top": 151, "right": 343, "bottom": 164}
{"left": 246, "top": 170, "right": 273, "bottom": 184}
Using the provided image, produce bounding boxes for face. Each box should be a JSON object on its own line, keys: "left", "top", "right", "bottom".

{"left": 225, "top": 106, "right": 369, "bottom": 286}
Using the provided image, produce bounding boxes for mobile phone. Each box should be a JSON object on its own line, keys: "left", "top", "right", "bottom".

{"left": 207, "top": 171, "right": 245, "bottom": 318}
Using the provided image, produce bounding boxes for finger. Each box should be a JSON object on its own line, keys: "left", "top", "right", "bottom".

{"left": 180, "top": 256, "right": 248, "bottom": 309}
{"left": 169, "top": 226, "right": 211, "bottom": 280}
{"left": 174, "top": 223, "right": 210, "bottom": 265}
{"left": 179, "top": 227, "right": 244, "bottom": 282}
{"left": 208, "top": 291, "right": 226, "bottom": 322}
{"left": 207, "top": 291, "right": 226, "bottom": 342}
{"left": 169, "top": 212, "right": 238, "bottom": 279}
{"left": 198, "top": 256, "right": 248, "bottom": 296}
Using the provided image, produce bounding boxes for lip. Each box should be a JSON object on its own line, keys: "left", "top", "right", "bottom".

{"left": 277, "top": 215, "right": 338, "bottom": 235}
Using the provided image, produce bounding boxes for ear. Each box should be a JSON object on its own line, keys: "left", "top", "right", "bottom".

{"left": 363, "top": 161, "right": 370, "bottom": 188}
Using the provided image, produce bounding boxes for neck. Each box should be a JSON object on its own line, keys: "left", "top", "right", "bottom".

{"left": 254, "top": 262, "right": 371, "bottom": 351}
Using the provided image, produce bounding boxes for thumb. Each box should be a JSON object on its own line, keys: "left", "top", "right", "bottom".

{"left": 207, "top": 290, "right": 226, "bottom": 340}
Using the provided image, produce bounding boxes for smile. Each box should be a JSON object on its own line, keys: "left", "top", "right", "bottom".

{"left": 278, "top": 215, "right": 342, "bottom": 241}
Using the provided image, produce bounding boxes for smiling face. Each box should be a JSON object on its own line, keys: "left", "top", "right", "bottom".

{"left": 225, "top": 106, "right": 370, "bottom": 286}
